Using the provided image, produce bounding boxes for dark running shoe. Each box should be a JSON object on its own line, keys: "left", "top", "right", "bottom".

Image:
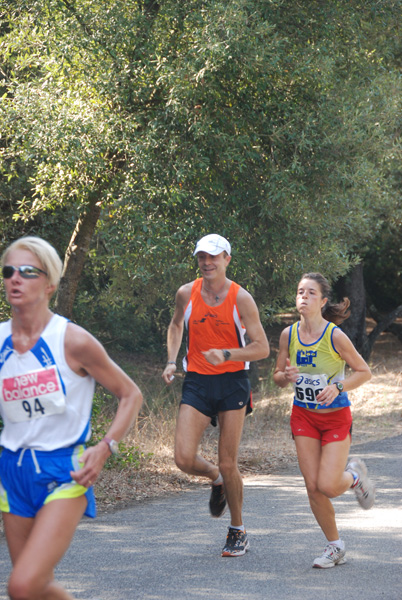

{"left": 221, "top": 527, "right": 250, "bottom": 557}
{"left": 209, "top": 483, "right": 226, "bottom": 518}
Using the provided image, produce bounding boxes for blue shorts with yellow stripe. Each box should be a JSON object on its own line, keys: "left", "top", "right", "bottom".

{"left": 0, "top": 445, "right": 96, "bottom": 518}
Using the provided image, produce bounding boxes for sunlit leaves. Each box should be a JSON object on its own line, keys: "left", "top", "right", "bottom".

{"left": 0, "top": 0, "right": 401, "bottom": 344}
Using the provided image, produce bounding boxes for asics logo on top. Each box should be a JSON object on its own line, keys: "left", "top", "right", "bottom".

{"left": 193, "top": 312, "right": 229, "bottom": 326}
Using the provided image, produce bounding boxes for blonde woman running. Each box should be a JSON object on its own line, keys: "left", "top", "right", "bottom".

{"left": 0, "top": 236, "right": 143, "bottom": 599}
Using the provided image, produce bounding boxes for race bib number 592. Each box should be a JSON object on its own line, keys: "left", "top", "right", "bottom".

{"left": 1, "top": 366, "right": 66, "bottom": 423}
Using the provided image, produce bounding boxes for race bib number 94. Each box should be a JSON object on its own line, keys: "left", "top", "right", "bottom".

{"left": 293, "top": 373, "right": 328, "bottom": 405}
{"left": 1, "top": 366, "right": 66, "bottom": 423}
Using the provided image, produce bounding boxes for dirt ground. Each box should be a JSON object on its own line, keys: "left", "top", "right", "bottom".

{"left": 93, "top": 319, "right": 402, "bottom": 514}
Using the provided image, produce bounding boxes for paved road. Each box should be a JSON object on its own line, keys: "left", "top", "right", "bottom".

{"left": 1, "top": 435, "right": 401, "bottom": 600}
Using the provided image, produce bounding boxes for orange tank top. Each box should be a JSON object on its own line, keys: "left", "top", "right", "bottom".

{"left": 183, "top": 278, "right": 249, "bottom": 375}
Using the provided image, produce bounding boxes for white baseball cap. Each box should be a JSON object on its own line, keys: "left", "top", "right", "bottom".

{"left": 193, "top": 234, "right": 231, "bottom": 256}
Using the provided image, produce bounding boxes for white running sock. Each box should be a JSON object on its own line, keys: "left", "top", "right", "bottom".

{"left": 212, "top": 473, "right": 223, "bottom": 486}
{"left": 347, "top": 468, "right": 359, "bottom": 487}
{"left": 230, "top": 525, "right": 245, "bottom": 532}
{"left": 328, "top": 539, "right": 344, "bottom": 550}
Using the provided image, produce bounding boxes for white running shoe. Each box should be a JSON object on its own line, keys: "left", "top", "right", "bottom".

{"left": 346, "top": 457, "right": 376, "bottom": 510}
{"left": 313, "top": 543, "right": 346, "bottom": 569}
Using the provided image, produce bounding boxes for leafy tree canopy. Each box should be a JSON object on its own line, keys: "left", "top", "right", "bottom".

{"left": 0, "top": 0, "right": 401, "bottom": 348}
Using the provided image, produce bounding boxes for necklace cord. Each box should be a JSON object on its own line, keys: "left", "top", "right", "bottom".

{"left": 202, "top": 281, "right": 226, "bottom": 302}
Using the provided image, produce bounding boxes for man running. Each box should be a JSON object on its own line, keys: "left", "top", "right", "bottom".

{"left": 162, "top": 234, "right": 269, "bottom": 556}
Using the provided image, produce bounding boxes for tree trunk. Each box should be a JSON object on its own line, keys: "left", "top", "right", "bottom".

{"left": 54, "top": 196, "right": 102, "bottom": 319}
{"left": 387, "top": 322, "right": 402, "bottom": 343}
{"left": 369, "top": 304, "right": 402, "bottom": 344}
{"left": 334, "top": 262, "right": 370, "bottom": 356}
{"left": 334, "top": 263, "right": 402, "bottom": 360}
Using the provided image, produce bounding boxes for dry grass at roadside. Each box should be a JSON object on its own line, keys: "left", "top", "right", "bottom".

{"left": 1, "top": 325, "right": 401, "bottom": 550}
{"left": 351, "top": 331, "right": 402, "bottom": 441}
{"left": 94, "top": 324, "right": 402, "bottom": 514}
{"left": 0, "top": 323, "right": 400, "bottom": 526}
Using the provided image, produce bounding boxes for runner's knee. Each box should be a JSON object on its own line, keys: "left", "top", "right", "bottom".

{"left": 305, "top": 480, "right": 320, "bottom": 497}
{"left": 174, "top": 447, "right": 194, "bottom": 473}
{"left": 219, "top": 457, "right": 239, "bottom": 479}
{"left": 317, "top": 480, "right": 340, "bottom": 498}
{"left": 8, "top": 572, "right": 39, "bottom": 600}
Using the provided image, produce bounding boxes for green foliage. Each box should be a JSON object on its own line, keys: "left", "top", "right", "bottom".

{"left": 0, "top": 0, "right": 401, "bottom": 347}
{"left": 364, "top": 217, "right": 402, "bottom": 312}
{"left": 89, "top": 388, "right": 153, "bottom": 470}
{"left": 73, "top": 287, "right": 166, "bottom": 352}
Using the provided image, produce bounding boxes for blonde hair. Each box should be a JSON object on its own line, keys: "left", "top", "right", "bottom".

{"left": 1, "top": 236, "right": 63, "bottom": 289}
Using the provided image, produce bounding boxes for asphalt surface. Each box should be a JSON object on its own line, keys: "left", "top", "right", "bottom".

{"left": 1, "top": 434, "right": 401, "bottom": 600}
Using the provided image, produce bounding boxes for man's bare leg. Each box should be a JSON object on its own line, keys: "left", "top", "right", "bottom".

{"left": 217, "top": 407, "right": 246, "bottom": 527}
{"left": 174, "top": 404, "right": 219, "bottom": 481}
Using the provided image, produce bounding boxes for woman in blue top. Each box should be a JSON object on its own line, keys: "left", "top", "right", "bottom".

{"left": 274, "top": 272, "right": 375, "bottom": 569}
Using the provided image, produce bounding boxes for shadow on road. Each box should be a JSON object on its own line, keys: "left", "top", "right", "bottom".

{"left": 1, "top": 436, "right": 401, "bottom": 600}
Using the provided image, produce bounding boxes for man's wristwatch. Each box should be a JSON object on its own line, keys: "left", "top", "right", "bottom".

{"left": 102, "top": 437, "right": 119, "bottom": 456}
{"left": 335, "top": 382, "right": 344, "bottom": 394}
{"left": 222, "top": 349, "right": 231, "bottom": 361}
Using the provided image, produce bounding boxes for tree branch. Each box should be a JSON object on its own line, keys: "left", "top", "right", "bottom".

{"left": 369, "top": 303, "right": 402, "bottom": 343}
{"left": 367, "top": 303, "right": 402, "bottom": 351}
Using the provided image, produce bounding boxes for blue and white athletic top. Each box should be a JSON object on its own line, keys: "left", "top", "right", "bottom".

{"left": 0, "top": 314, "right": 95, "bottom": 451}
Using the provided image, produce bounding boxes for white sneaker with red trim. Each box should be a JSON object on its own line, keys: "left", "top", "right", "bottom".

{"left": 313, "top": 543, "right": 346, "bottom": 568}
{"left": 346, "top": 457, "right": 376, "bottom": 510}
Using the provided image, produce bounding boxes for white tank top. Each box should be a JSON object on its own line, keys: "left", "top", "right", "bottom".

{"left": 0, "top": 314, "right": 95, "bottom": 451}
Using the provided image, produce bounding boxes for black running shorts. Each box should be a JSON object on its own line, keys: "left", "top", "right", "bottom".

{"left": 181, "top": 370, "right": 252, "bottom": 426}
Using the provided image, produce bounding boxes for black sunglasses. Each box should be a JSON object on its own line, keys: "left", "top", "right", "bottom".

{"left": 2, "top": 265, "right": 48, "bottom": 279}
